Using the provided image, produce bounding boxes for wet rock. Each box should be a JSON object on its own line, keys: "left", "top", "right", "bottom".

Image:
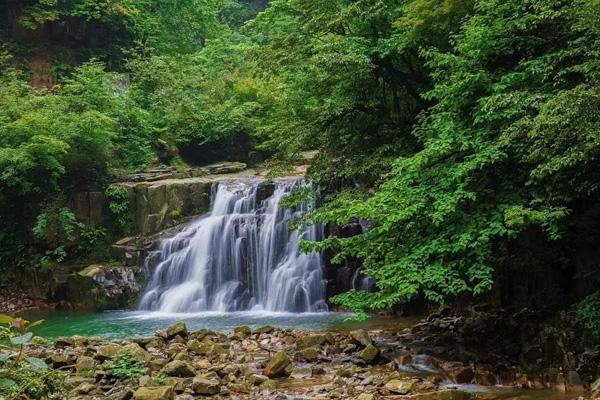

{"left": 166, "top": 377, "right": 187, "bottom": 393}
{"left": 54, "top": 337, "right": 74, "bottom": 348}
{"left": 350, "top": 330, "right": 372, "bottom": 347}
{"left": 261, "top": 379, "right": 277, "bottom": 390}
{"left": 357, "top": 394, "right": 375, "bottom": 400}
{"left": 48, "top": 353, "right": 72, "bottom": 368}
{"left": 335, "top": 368, "right": 354, "bottom": 378}
{"left": 75, "top": 356, "right": 96, "bottom": 375}
{"left": 409, "top": 391, "right": 473, "bottom": 400}
{"left": 443, "top": 362, "right": 474, "bottom": 384}
{"left": 248, "top": 374, "right": 268, "bottom": 385}
{"left": 123, "top": 343, "right": 152, "bottom": 363}
{"left": 296, "top": 334, "right": 327, "bottom": 349}
{"left": 254, "top": 325, "right": 275, "bottom": 334}
{"left": 166, "top": 343, "right": 187, "bottom": 356}
{"left": 67, "top": 264, "right": 142, "bottom": 311}
{"left": 161, "top": 360, "right": 196, "bottom": 377}
{"left": 233, "top": 326, "right": 251, "bottom": 339}
{"left": 192, "top": 374, "right": 221, "bottom": 395}
{"left": 166, "top": 322, "right": 188, "bottom": 339}
{"left": 108, "top": 389, "right": 134, "bottom": 400}
{"left": 149, "top": 358, "right": 169, "bottom": 372}
{"left": 263, "top": 350, "right": 293, "bottom": 378}
{"left": 358, "top": 344, "right": 379, "bottom": 364}
{"left": 135, "top": 337, "right": 163, "bottom": 349}
{"left": 133, "top": 386, "right": 174, "bottom": 400}
{"left": 31, "top": 336, "right": 48, "bottom": 346}
{"left": 73, "top": 382, "right": 96, "bottom": 395}
{"left": 385, "top": 379, "right": 414, "bottom": 394}
{"left": 96, "top": 344, "right": 122, "bottom": 360}
{"left": 296, "top": 346, "right": 320, "bottom": 361}
{"left": 139, "top": 375, "right": 153, "bottom": 387}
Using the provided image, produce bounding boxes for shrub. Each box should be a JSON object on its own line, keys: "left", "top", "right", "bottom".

{"left": 0, "top": 315, "right": 66, "bottom": 399}
{"left": 104, "top": 354, "right": 144, "bottom": 381}
{"left": 105, "top": 185, "right": 131, "bottom": 233}
{"left": 578, "top": 292, "right": 600, "bottom": 337}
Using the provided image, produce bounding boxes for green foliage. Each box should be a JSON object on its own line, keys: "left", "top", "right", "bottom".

{"left": 104, "top": 354, "right": 144, "bottom": 381}
{"left": 0, "top": 315, "right": 65, "bottom": 400}
{"left": 579, "top": 292, "right": 600, "bottom": 337}
{"left": 153, "top": 373, "right": 168, "bottom": 385}
{"left": 301, "top": 0, "right": 600, "bottom": 313}
{"left": 279, "top": 186, "right": 316, "bottom": 209}
{"left": 3, "top": 0, "right": 600, "bottom": 321}
{"left": 105, "top": 185, "right": 131, "bottom": 232}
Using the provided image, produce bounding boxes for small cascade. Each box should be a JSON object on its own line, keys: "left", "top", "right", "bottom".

{"left": 138, "top": 178, "right": 328, "bottom": 313}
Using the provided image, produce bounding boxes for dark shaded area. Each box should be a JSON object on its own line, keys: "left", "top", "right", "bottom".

{"left": 179, "top": 133, "right": 251, "bottom": 166}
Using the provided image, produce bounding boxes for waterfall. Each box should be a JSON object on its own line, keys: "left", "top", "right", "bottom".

{"left": 138, "top": 178, "right": 328, "bottom": 313}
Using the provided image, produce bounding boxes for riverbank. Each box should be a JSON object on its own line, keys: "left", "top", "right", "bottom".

{"left": 11, "top": 311, "right": 597, "bottom": 400}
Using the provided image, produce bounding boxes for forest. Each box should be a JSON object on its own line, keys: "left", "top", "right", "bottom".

{"left": 1, "top": 0, "right": 600, "bottom": 399}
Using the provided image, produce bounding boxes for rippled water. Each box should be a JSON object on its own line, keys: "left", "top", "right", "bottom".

{"left": 22, "top": 310, "right": 365, "bottom": 340}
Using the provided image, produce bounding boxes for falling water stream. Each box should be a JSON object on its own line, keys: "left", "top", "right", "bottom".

{"left": 138, "top": 178, "right": 328, "bottom": 313}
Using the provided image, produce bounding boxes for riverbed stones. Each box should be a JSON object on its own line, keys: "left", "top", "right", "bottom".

{"left": 358, "top": 343, "right": 379, "bottom": 363}
{"left": 108, "top": 388, "right": 134, "bottom": 400}
{"left": 350, "top": 330, "right": 372, "bottom": 347}
{"left": 442, "top": 362, "right": 474, "bottom": 384}
{"left": 48, "top": 353, "right": 72, "bottom": 368}
{"left": 296, "top": 334, "right": 327, "bottom": 349}
{"left": 96, "top": 343, "right": 122, "bottom": 360}
{"left": 357, "top": 394, "right": 375, "bottom": 400}
{"left": 192, "top": 374, "right": 221, "bottom": 395}
{"left": 385, "top": 379, "right": 414, "bottom": 394}
{"left": 17, "top": 313, "right": 577, "bottom": 400}
{"left": 133, "top": 386, "right": 174, "bottom": 400}
{"left": 54, "top": 336, "right": 74, "bottom": 348}
{"left": 161, "top": 360, "right": 196, "bottom": 377}
{"left": 263, "top": 350, "right": 293, "bottom": 378}
{"left": 296, "top": 346, "right": 320, "bottom": 361}
{"left": 248, "top": 374, "right": 269, "bottom": 385}
{"left": 233, "top": 325, "right": 252, "bottom": 339}
{"left": 75, "top": 356, "right": 96, "bottom": 375}
{"left": 123, "top": 343, "right": 152, "bottom": 363}
{"left": 31, "top": 336, "right": 48, "bottom": 345}
{"left": 409, "top": 391, "right": 473, "bottom": 400}
{"left": 166, "top": 322, "right": 188, "bottom": 339}
{"left": 254, "top": 325, "right": 275, "bottom": 334}
{"left": 72, "top": 382, "right": 96, "bottom": 395}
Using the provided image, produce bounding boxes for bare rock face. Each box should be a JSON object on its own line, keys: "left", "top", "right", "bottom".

{"left": 63, "top": 264, "right": 142, "bottom": 311}
{"left": 113, "top": 162, "right": 255, "bottom": 236}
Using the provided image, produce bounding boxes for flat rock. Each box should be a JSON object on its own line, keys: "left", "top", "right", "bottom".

{"left": 133, "top": 386, "right": 174, "bottom": 400}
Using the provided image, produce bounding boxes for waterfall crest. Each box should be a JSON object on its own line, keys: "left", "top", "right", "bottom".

{"left": 138, "top": 178, "right": 328, "bottom": 313}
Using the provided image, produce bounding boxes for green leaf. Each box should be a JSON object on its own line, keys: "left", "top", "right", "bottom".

{"left": 0, "top": 315, "right": 13, "bottom": 325}
{"left": 26, "top": 357, "right": 48, "bottom": 370}
{"left": 0, "top": 352, "right": 11, "bottom": 363}
{"left": 27, "top": 319, "right": 44, "bottom": 329}
{"left": 0, "top": 378, "right": 16, "bottom": 389}
{"left": 10, "top": 332, "right": 33, "bottom": 345}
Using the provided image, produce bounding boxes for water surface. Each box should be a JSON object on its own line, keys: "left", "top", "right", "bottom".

{"left": 23, "top": 310, "right": 366, "bottom": 340}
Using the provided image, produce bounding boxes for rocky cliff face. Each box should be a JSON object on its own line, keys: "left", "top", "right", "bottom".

{"left": 114, "top": 162, "right": 253, "bottom": 235}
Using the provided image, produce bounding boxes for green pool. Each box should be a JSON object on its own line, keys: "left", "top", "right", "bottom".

{"left": 21, "top": 310, "right": 373, "bottom": 340}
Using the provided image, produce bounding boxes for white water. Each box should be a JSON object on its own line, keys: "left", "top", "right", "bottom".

{"left": 138, "top": 178, "right": 328, "bottom": 313}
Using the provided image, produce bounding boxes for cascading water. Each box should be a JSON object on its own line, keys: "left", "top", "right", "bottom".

{"left": 138, "top": 178, "right": 328, "bottom": 313}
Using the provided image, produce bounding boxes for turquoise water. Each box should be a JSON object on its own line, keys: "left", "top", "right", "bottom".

{"left": 22, "top": 310, "right": 368, "bottom": 340}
